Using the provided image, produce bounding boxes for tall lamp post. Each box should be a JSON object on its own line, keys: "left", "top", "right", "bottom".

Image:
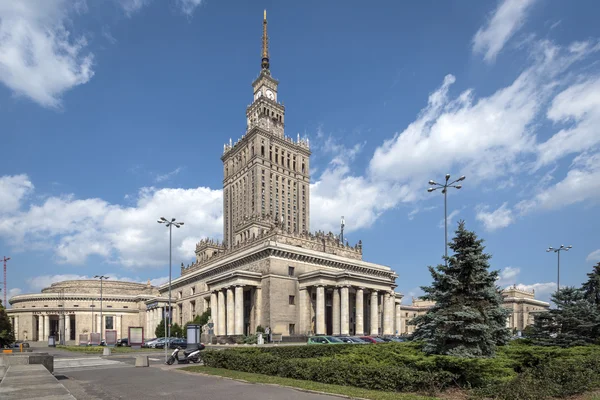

{"left": 157, "top": 217, "right": 184, "bottom": 363}
{"left": 428, "top": 174, "right": 465, "bottom": 266}
{"left": 546, "top": 245, "right": 572, "bottom": 293}
{"left": 93, "top": 275, "right": 109, "bottom": 344}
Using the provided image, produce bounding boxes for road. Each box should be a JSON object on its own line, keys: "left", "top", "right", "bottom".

{"left": 39, "top": 347, "right": 337, "bottom": 400}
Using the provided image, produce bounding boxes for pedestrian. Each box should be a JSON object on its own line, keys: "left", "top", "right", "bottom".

{"left": 265, "top": 326, "right": 271, "bottom": 343}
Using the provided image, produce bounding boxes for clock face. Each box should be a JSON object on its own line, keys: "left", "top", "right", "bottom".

{"left": 266, "top": 90, "right": 275, "bottom": 100}
{"left": 255, "top": 91, "right": 263, "bottom": 100}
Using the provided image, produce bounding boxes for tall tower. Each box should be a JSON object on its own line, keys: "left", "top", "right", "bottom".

{"left": 221, "top": 10, "right": 311, "bottom": 248}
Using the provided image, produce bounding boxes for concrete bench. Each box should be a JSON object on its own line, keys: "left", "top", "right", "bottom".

{"left": 0, "top": 364, "right": 75, "bottom": 400}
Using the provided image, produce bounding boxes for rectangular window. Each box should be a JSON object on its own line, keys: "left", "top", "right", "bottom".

{"left": 74, "top": 305, "right": 79, "bottom": 307}
{"left": 289, "top": 324, "right": 296, "bottom": 335}
{"left": 288, "top": 266, "right": 295, "bottom": 276}
{"left": 289, "top": 295, "right": 295, "bottom": 305}
{"left": 105, "top": 316, "right": 114, "bottom": 330}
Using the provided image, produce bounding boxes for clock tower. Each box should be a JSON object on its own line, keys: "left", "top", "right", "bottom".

{"left": 221, "top": 10, "right": 311, "bottom": 249}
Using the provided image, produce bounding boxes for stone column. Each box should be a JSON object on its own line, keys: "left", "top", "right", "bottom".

{"left": 226, "top": 287, "right": 235, "bottom": 335}
{"left": 218, "top": 290, "right": 226, "bottom": 336}
{"left": 65, "top": 315, "right": 71, "bottom": 342}
{"left": 395, "top": 302, "right": 402, "bottom": 335}
{"left": 332, "top": 287, "right": 340, "bottom": 335}
{"left": 355, "top": 288, "right": 364, "bottom": 335}
{"left": 316, "top": 285, "right": 326, "bottom": 335}
{"left": 340, "top": 286, "right": 350, "bottom": 335}
{"left": 298, "top": 287, "right": 308, "bottom": 334}
{"left": 38, "top": 316, "right": 43, "bottom": 341}
{"left": 254, "top": 287, "right": 262, "bottom": 330}
{"left": 370, "top": 291, "right": 378, "bottom": 336}
{"left": 13, "top": 316, "right": 19, "bottom": 341}
{"left": 43, "top": 315, "right": 50, "bottom": 339}
{"left": 234, "top": 286, "right": 244, "bottom": 335}
{"left": 210, "top": 292, "right": 218, "bottom": 334}
{"left": 383, "top": 292, "right": 393, "bottom": 335}
{"left": 116, "top": 314, "right": 122, "bottom": 339}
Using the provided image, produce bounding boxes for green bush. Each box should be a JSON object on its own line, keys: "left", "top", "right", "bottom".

{"left": 201, "top": 342, "right": 600, "bottom": 396}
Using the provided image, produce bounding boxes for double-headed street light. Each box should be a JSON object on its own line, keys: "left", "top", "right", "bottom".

{"left": 93, "top": 275, "right": 109, "bottom": 344}
{"left": 428, "top": 174, "right": 465, "bottom": 266}
{"left": 157, "top": 217, "right": 184, "bottom": 363}
{"left": 546, "top": 245, "right": 572, "bottom": 294}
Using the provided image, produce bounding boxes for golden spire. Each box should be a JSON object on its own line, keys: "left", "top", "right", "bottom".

{"left": 261, "top": 9, "right": 270, "bottom": 71}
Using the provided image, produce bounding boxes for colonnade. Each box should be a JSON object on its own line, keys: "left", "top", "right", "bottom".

{"left": 210, "top": 285, "right": 256, "bottom": 336}
{"left": 301, "top": 285, "right": 401, "bottom": 336}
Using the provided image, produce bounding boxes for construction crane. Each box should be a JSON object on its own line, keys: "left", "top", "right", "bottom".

{"left": 1, "top": 256, "right": 9, "bottom": 306}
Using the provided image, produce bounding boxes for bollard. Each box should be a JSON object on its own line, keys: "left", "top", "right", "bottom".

{"left": 103, "top": 347, "right": 111, "bottom": 356}
{"left": 135, "top": 355, "right": 149, "bottom": 367}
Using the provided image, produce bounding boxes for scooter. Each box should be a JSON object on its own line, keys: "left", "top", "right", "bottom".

{"left": 166, "top": 343, "right": 205, "bottom": 365}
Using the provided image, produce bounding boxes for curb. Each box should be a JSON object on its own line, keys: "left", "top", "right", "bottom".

{"left": 173, "top": 368, "right": 370, "bottom": 400}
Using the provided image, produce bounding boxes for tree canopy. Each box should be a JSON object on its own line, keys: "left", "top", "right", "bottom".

{"left": 0, "top": 300, "right": 15, "bottom": 347}
{"left": 411, "top": 220, "right": 510, "bottom": 357}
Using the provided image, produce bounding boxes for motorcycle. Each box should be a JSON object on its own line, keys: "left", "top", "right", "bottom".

{"left": 166, "top": 343, "right": 205, "bottom": 365}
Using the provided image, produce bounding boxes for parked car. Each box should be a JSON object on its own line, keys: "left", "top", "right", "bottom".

{"left": 169, "top": 338, "right": 187, "bottom": 349}
{"left": 337, "top": 336, "right": 367, "bottom": 344}
{"left": 117, "top": 338, "right": 129, "bottom": 347}
{"left": 307, "top": 336, "right": 344, "bottom": 344}
{"left": 7, "top": 341, "right": 30, "bottom": 349}
{"left": 387, "top": 337, "right": 407, "bottom": 343}
{"left": 143, "top": 338, "right": 157, "bottom": 348}
{"left": 359, "top": 336, "right": 386, "bottom": 343}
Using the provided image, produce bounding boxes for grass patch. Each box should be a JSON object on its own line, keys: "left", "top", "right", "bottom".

{"left": 56, "top": 345, "right": 163, "bottom": 354}
{"left": 181, "top": 366, "right": 438, "bottom": 400}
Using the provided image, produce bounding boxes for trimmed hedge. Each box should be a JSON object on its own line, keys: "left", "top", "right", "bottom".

{"left": 201, "top": 343, "right": 600, "bottom": 397}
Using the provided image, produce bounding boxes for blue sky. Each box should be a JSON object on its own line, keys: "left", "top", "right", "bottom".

{"left": 1, "top": 0, "right": 600, "bottom": 306}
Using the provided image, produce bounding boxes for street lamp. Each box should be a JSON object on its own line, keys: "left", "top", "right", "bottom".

{"left": 546, "top": 245, "right": 572, "bottom": 293}
{"left": 157, "top": 217, "right": 184, "bottom": 363}
{"left": 428, "top": 174, "right": 465, "bottom": 266}
{"left": 93, "top": 275, "right": 109, "bottom": 344}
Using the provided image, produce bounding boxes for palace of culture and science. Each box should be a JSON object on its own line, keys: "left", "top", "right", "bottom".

{"left": 145, "top": 11, "right": 403, "bottom": 340}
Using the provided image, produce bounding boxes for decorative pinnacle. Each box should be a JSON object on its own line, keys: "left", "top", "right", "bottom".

{"left": 261, "top": 9, "right": 270, "bottom": 71}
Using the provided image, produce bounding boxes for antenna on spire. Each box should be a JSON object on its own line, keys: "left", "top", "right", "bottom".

{"left": 261, "top": 10, "right": 270, "bottom": 72}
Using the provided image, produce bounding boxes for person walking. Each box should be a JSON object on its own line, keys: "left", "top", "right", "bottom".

{"left": 265, "top": 326, "right": 271, "bottom": 343}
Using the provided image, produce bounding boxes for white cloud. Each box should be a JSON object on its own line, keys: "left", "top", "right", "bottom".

{"left": 473, "top": 0, "right": 537, "bottom": 63}
{"left": 0, "top": 175, "right": 33, "bottom": 214}
{"left": 518, "top": 152, "right": 600, "bottom": 212}
{"left": 438, "top": 209, "right": 461, "bottom": 229}
{"left": 536, "top": 75, "right": 600, "bottom": 168}
{"left": 0, "top": 0, "right": 94, "bottom": 108}
{"left": 476, "top": 203, "right": 515, "bottom": 231}
{"left": 0, "top": 177, "right": 223, "bottom": 268}
{"left": 177, "top": 0, "right": 204, "bottom": 16}
{"left": 510, "top": 282, "right": 557, "bottom": 300}
{"left": 497, "top": 266, "right": 521, "bottom": 285}
{"left": 586, "top": 249, "right": 600, "bottom": 262}
{"left": 118, "top": 0, "right": 151, "bottom": 16}
{"left": 155, "top": 167, "right": 183, "bottom": 183}
{"left": 407, "top": 206, "right": 436, "bottom": 221}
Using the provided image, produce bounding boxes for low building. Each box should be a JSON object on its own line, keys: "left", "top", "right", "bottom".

{"left": 397, "top": 287, "right": 550, "bottom": 335}
{"left": 7, "top": 280, "right": 159, "bottom": 344}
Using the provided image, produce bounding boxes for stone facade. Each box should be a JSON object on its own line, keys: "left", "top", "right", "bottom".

{"left": 398, "top": 288, "right": 550, "bottom": 335}
{"left": 7, "top": 280, "right": 159, "bottom": 344}
{"left": 147, "top": 13, "right": 401, "bottom": 339}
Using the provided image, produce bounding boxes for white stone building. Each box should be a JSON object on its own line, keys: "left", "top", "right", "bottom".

{"left": 7, "top": 280, "right": 158, "bottom": 344}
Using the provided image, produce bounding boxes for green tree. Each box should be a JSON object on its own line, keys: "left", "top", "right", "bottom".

{"left": 170, "top": 323, "right": 183, "bottom": 338}
{"left": 582, "top": 262, "right": 600, "bottom": 307}
{"left": 0, "top": 300, "right": 15, "bottom": 347}
{"left": 183, "top": 308, "right": 211, "bottom": 333}
{"left": 155, "top": 318, "right": 166, "bottom": 338}
{"left": 532, "top": 286, "right": 600, "bottom": 346}
{"left": 411, "top": 220, "right": 510, "bottom": 357}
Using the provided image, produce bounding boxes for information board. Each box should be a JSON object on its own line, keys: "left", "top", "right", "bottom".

{"left": 90, "top": 332, "right": 101, "bottom": 346}
{"left": 105, "top": 330, "right": 117, "bottom": 346}
{"left": 129, "top": 327, "right": 144, "bottom": 349}
{"left": 78, "top": 334, "right": 88, "bottom": 346}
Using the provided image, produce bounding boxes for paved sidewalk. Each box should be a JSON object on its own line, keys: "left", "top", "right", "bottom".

{"left": 0, "top": 364, "right": 75, "bottom": 400}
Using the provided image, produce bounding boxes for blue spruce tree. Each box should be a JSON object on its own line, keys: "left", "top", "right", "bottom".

{"left": 412, "top": 220, "right": 510, "bottom": 357}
